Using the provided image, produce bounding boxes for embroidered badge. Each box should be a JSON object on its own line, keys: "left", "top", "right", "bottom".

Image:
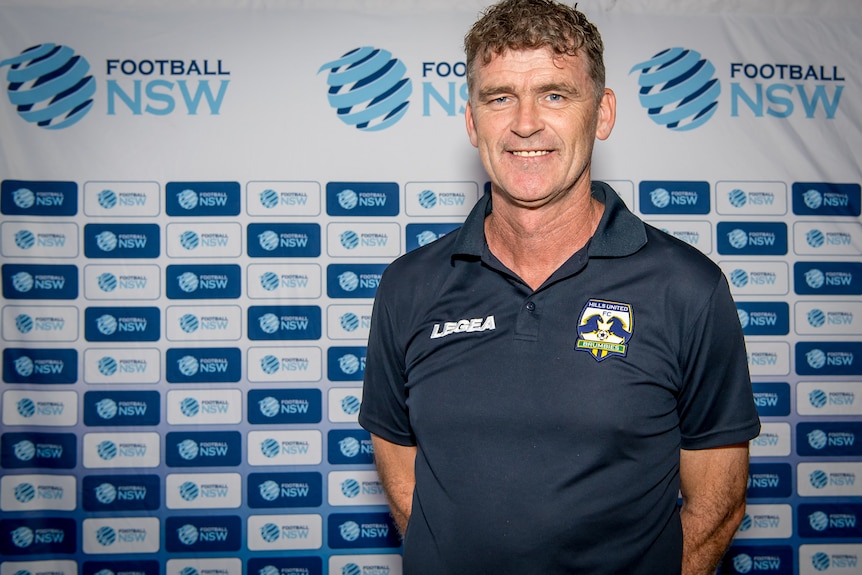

{"left": 575, "top": 299, "right": 634, "bottom": 361}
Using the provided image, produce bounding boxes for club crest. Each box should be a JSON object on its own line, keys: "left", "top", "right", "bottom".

{"left": 575, "top": 299, "right": 634, "bottom": 361}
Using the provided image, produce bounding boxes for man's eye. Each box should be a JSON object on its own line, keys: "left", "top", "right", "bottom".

{"left": 493, "top": 96, "right": 508, "bottom": 104}
{"left": 547, "top": 94, "right": 563, "bottom": 102}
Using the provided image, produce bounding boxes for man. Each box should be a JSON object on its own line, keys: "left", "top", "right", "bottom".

{"left": 359, "top": 0, "right": 761, "bottom": 573}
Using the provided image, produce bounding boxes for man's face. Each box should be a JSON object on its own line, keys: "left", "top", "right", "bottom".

{"left": 465, "top": 47, "right": 615, "bottom": 209}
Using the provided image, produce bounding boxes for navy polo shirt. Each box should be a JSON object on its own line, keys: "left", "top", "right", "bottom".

{"left": 360, "top": 181, "right": 761, "bottom": 574}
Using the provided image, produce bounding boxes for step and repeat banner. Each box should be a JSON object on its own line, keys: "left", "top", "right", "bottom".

{"left": 0, "top": 1, "right": 860, "bottom": 574}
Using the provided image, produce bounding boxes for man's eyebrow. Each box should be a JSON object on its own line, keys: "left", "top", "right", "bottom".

{"left": 475, "top": 82, "right": 582, "bottom": 101}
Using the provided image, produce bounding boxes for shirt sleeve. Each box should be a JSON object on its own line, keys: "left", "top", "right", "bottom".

{"left": 677, "top": 273, "right": 762, "bottom": 450}
{"left": 358, "top": 269, "right": 416, "bottom": 446}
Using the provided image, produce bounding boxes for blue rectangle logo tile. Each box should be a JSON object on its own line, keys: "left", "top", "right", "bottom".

{"left": 83, "top": 561, "right": 160, "bottom": 575}
{"left": 327, "top": 512, "right": 401, "bottom": 549}
{"left": 792, "top": 182, "right": 861, "bottom": 216}
{"left": 82, "top": 474, "right": 161, "bottom": 511}
{"left": 797, "top": 422, "right": 862, "bottom": 456}
{"left": 2, "top": 180, "right": 78, "bottom": 216}
{"left": 84, "top": 223, "right": 160, "bottom": 258}
{"left": 165, "top": 431, "right": 242, "bottom": 467}
{"left": 797, "top": 504, "right": 862, "bottom": 538}
{"left": 752, "top": 382, "right": 791, "bottom": 417}
{"left": 248, "top": 389, "right": 322, "bottom": 424}
{"left": 166, "top": 347, "right": 242, "bottom": 383}
{"left": 736, "top": 302, "right": 789, "bottom": 335}
{"left": 1, "top": 432, "right": 77, "bottom": 469}
{"left": 326, "top": 182, "right": 399, "bottom": 216}
{"left": 247, "top": 472, "right": 323, "bottom": 508}
{"left": 247, "top": 306, "right": 322, "bottom": 340}
{"left": 2, "top": 264, "right": 79, "bottom": 299}
{"left": 794, "top": 261, "right": 862, "bottom": 295}
{"left": 247, "top": 557, "right": 322, "bottom": 575}
{"left": 83, "top": 390, "right": 161, "bottom": 426}
{"left": 84, "top": 306, "right": 161, "bottom": 342}
{"left": 724, "top": 546, "right": 793, "bottom": 573}
{"left": 247, "top": 223, "right": 321, "bottom": 257}
{"left": 326, "top": 264, "right": 387, "bottom": 299}
{"left": 166, "top": 181, "right": 241, "bottom": 216}
{"left": 0, "top": 517, "right": 77, "bottom": 555}
{"left": 638, "top": 181, "right": 711, "bottom": 214}
{"left": 716, "top": 222, "right": 787, "bottom": 255}
{"left": 3, "top": 348, "right": 78, "bottom": 384}
{"left": 328, "top": 429, "right": 374, "bottom": 465}
{"left": 747, "top": 463, "right": 792, "bottom": 498}
{"left": 796, "top": 341, "right": 862, "bottom": 376}
{"left": 405, "top": 223, "right": 461, "bottom": 252}
{"left": 327, "top": 346, "right": 366, "bottom": 381}
{"left": 166, "top": 264, "right": 242, "bottom": 299}
{"left": 165, "top": 515, "right": 242, "bottom": 552}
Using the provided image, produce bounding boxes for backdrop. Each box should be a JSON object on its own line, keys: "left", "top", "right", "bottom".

{"left": 0, "top": 1, "right": 860, "bottom": 574}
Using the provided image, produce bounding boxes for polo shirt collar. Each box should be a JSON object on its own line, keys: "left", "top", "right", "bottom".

{"left": 451, "top": 180, "right": 647, "bottom": 260}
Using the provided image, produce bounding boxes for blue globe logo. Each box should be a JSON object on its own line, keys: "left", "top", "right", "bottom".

{"left": 177, "top": 355, "right": 199, "bottom": 377}
{"left": 179, "top": 481, "right": 200, "bottom": 501}
{"left": 11, "top": 271, "right": 34, "bottom": 292}
{"left": 0, "top": 43, "right": 96, "bottom": 129}
{"left": 807, "top": 309, "right": 826, "bottom": 328}
{"left": 14, "top": 482, "right": 36, "bottom": 503}
{"left": 809, "top": 469, "right": 829, "bottom": 489}
{"left": 736, "top": 308, "right": 749, "bottom": 329}
{"left": 16, "top": 398, "right": 36, "bottom": 418}
{"left": 14, "top": 355, "right": 34, "bottom": 377}
{"left": 629, "top": 47, "right": 720, "bottom": 131}
{"left": 94, "top": 482, "right": 117, "bottom": 504}
{"left": 811, "top": 552, "right": 831, "bottom": 571}
{"left": 738, "top": 514, "right": 752, "bottom": 531}
{"left": 260, "top": 438, "right": 280, "bottom": 458}
{"left": 339, "top": 437, "right": 361, "bottom": 458}
{"left": 319, "top": 46, "right": 412, "bottom": 131}
{"left": 341, "top": 395, "right": 361, "bottom": 416}
{"left": 97, "top": 272, "right": 118, "bottom": 292}
{"left": 178, "top": 271, "right": 200, "bottom": 293}
{"left": 178, "top": 439, "right": 200, "bottom": 460}
{"left": 15, "top": 313, "right": 34, "bottom": 333}
{"left": 15, "top": 229, "right": 35, "bottom": 249}
{"left": 338, "top": 271, "right": 360, "bottom": 292}
{"left": 259, "top": 188, "right": 279, "bottom": 209}
{"left": 94, "top": 570, "right": 115, "bottom": 575}
{"left": 808, "top": 511, "right": 829, "bottom": 531}
{"left": 260, "top": 522, "right": 280, "bottom": 543}
{"left": 807, "top": 429, "right": 828, "bottom": 450}
{"left": 417, "top": 189, "right": 437, "bottom": 209}
{"left": 340, "top": 230, "right": 360, "bottom": 250}
{"left": 259, "top": 313, "right": 280, "bottom": 334}
{"left": 179, "top": 230, "right": 200, "bottom": 250}
{"left": 260, "top": 355, "right": 280, "bottom": 375}
{"left": 341, "top": 478, "right": 361, "bottom": 498}
{"left": 809, "top": 389, "right": 828, "bottom": 409}
{"left": 342, "top": 565, "right": 362, "bottom": 575}
{"left": 727, "top": 229, "right": 748, "bottom": 249}
{"left": 732, "top": 553, "right": 753, "bottom": 574}
{"left": 179, "top": 568, "right": 198, "bottom": 575}
{"left": 12, "top": 187, "right": 36, "bottom": 208}
{"left": 729, "top": 269, "right": 748, "bottom": 288}
{"left": 339, "top": 521, "right": 361, "bottom": 542}
{"left": 177, "top": 189, "right": 199, "bottom": 210}
{"left": 804, "top": 269, "right": 825, "bottom": 289}
{"left": 258, "top": 230, "right": 280, "bottom": 251}
{"left": 803, "top": 189, "right": 823, "bottom": 210}
{"left": 177, "top": 524, "right": 199, "bottom": 546}
{"left": 180, "top": 397, "right": 200, "bottom": 417}
{"left": 417, "top": 230, "right": 440, "bottom": 246}
{"left": 97, "top": 189, "right": 118, "bottom": 209}
{"left": 728, "top": 189, "right": 747, "bottom": 208}
{"left": 96, "top": 314, "right": 118, "bottom": 335}
{"left": 95, "top": 398, "right": 118, "bottom": 419}
{"left": 97, "top": 440, "right": 118, "bottom": 460}
{"left": 95, "top": 230, "right": 118, "bottom": 252}
{"left": 260, "top": 271, "right": 280, "bottom": 291}
{"left": 806, "top": 348, "right": 827, "bottom": 370}
{"left": 259, "top": 566, "right": 280, "bottom": 575}
{"left": 11, "top": 526, "right": 34, "bottom": 548}
{"left": 179, "top": 314, "right": 200, "bottom": 333}
{"left": 98, "top": 355, "right": 118, "bottom": 376}
{"left": 96, "top": 526, "right": 116, "bottom": 546}
{"left": 259, "top": 396, "right": 280, "bottom": 417}
{"left": 338, "top": 353, "right": 361, "bottom": 375}
{"left": 337, "top": 189, "right": 359, "bottom": 210}
{"left": 259, "top": 480, "right": 280, "bottom": 501}
{"left": 650, "top": 188, "right": 671, "bottom": 209}
{"left": 13, "top": 440, "right": 36, "bottom": 461}
{"left": 806, "top": 229, "right": 825, "bottom": 248}
{"left": 340, "top": 312, "right": 360, "bottom": 332}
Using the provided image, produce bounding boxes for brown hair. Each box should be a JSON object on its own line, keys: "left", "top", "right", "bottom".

{"left": 464, "top": 0, "right": 606, "bottom": 103}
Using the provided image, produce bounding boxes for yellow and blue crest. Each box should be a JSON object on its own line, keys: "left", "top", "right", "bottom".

{"left": 575, "top": 299, "right": 634, "bottom": 361}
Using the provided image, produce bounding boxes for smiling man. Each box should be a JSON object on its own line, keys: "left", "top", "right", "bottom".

{"left": 359, "top": 1, "right": 761, "bottom": 573}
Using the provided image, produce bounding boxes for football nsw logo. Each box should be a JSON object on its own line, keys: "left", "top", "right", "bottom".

{"left": 575, "top": 299, "right": 633, "bottom": 361}
{"left": 1, "top": 43, "right": 96, "bottom": 129}
{"left": 630, "top": 47, "right": 720, "bottom": 131}
{"left": 318, "top": 46, "right": 412, "bottom": 131}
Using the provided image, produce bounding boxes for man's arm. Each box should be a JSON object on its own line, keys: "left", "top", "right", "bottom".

{"left": 370, "top": 433, "right": 417, "bottom": 536}
{"left": 679, "top": 443, "right": 750, "bottom": 575}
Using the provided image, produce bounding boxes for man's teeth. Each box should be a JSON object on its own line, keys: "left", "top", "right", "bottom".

{"left": 512, "top": 150, "right": 550, "bottom": 157}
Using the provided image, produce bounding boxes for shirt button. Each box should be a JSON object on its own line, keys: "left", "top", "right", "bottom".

{"left": 525, "top": 301, "right": 536, "bottom": 312}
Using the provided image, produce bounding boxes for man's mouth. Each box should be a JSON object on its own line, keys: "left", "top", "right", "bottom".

{"left": 511, "top": 150, "right": 551, "bottom": 157}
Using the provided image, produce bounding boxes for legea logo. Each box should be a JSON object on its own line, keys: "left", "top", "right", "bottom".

{"left": 629, "top": 47, "right": 720, "bottom": 131}
{"left": 0, "top": 43, "right": 96, "bottom": 129}
{"left": 318, "top": 46, "right": 412, "bottom": 131}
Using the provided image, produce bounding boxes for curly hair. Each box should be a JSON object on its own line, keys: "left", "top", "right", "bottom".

{"left": 464, "top": 0, "right": 605, "bottom": 103}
